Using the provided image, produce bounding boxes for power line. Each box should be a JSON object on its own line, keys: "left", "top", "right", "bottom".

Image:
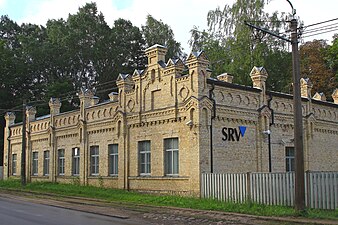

{"left": 303, "top": 18, "right": 338, "bottom": 29}
{"left": 302, "top": 28, "right": 338, "bottom": 39}
{"left": 302, "top": 22, "right": 338, "bottom": 34}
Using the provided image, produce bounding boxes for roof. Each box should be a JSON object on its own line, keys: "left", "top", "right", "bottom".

{"left": 36, "top": 114, "right": 51, "bottom": 121}
{"left": 117, "top": 73, "right": 131, "bottom": 81}
{"left": 207, "top": 78, "right": 261, "bottom": 93}
{"left": 145, "top": 44, "right": 167, "bottom": 52}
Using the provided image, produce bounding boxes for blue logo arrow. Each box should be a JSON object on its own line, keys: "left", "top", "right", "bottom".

{"left": 239, "top": 126, "right": 247, "bottom": 137}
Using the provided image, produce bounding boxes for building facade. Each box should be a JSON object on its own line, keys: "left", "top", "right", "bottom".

{"left": 3, "top": 44, "right": 338, "bottom": 195}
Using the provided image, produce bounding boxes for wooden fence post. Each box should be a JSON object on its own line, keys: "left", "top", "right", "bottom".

{"left": 305, "top": 170, "right": 310, "bottom": 208}
{"left": 246, "top": 172, "right": 251, "bottom": 203}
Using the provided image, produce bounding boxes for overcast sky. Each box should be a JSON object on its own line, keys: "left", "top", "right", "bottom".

{"left": 0, "top": 0, "right": 337, "bottom": 53}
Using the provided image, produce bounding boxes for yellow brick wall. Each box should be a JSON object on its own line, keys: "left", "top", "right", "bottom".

{"left": 3, "top": 45, "right": 338, "bottom": 196}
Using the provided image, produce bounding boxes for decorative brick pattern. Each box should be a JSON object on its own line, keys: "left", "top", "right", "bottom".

{"left": 3, "top": 44, "right": 338, "bottom": 196}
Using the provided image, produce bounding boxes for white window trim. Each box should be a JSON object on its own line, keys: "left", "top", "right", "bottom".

{"left": 72, "top": 147, "right": 80, "bottom": 176}
{"left": 43, "top": 150, "right": 50, "bottom": 176}
{"left": 139, "top": 141, "right": 151, "bottom": 176}
{"left": 108, "top": 144, "right": 118, "bottom": 176}
{"left": 165, "top": 138, "right": 179, "bottom": 176}
{"left": 32, "top": 152, "right": 38, "bottom": 176}
{"left": 12, "top": 154, "right": 17, "bottom": 176}
{"left": 90, "top": 146, "right": 99, "bottom": 176}
{"left": 58, "top": 149, "right": 65, "bottom": 176}
{"left": 285, "top": 147, "right": 295, "bottom": 172}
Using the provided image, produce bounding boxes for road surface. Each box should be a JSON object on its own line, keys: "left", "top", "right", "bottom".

{"left": 0, "top": 191, "right": 335, "bottom": 225}
{"left": 0, "top": 196, "right": 140, "bottom": 225}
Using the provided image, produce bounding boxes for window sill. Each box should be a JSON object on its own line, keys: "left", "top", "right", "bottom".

{"left": 129, "top": 176, "right": 189, "bottom": 180}
{"left": 88, "top": 176, "right": 118, "bottom": 179}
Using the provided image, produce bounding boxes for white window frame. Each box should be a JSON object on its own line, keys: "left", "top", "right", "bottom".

{"left": 58, "top": 149, "right": 65, "bottom": 176}
{"left": 43, "top": 150, "right": 50, "bottom": 176}
{"left": 286, "top": 147, "right": 295, "bottom": 172}
{"left": 108, "top": 144, "right": 118, "bottom": 176}
{"left": 12, "top": 154, "right": 17, "bottom": 176}
{"left": 90, "top": 146, "right": 99, "bottom": 176}
{"left": 139, "top": 141, "right": 151, "bottom": 176}
{"left": 72, "top": 147, "right": 80, "bottom": 176}
{"left": 164, "top": 138, "right": 179, "bottom": 176}
{"left": 32, "top": 152, "right": 38, "bottom": 176}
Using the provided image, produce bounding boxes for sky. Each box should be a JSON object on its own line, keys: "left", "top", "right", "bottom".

{"left": 0, "top": 0, "right": 337, "bottom": 53}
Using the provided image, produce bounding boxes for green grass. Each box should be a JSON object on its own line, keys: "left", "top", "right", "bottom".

{"left": 0, "top": 179, "right": 337, "bottom": 220}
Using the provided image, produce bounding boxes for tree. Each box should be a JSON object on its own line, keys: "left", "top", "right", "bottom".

{"left": 142, "top": 15, "right": 183, "bottom": 60}
{"left": 190, "top": 0, "right": 292, "bottom": 92}
{"left": 300, "top": 39, "right": 337, "bottom": 100}
{"left": 63, "top": 3, "right": 112, "bottom": 90}
{"left": 0, "top": 16, "right": 27, "bottom": 165}
{"left": 97, "top": 18, "right": 146, "bottom": 99}
{"left": 110, "top": 18, "right": 146, "bottom": 77}
{"left": 326, "top": 34, "right": 338, "bottom": 82}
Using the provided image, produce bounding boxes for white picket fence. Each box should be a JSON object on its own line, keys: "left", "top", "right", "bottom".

{"left": 201, "top": 172, "right": 338, "bottom": 210}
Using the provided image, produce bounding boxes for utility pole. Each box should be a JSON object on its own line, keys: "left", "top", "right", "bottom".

{"left": 245, "top": 2, "right": 306, "bottom": 212}
{"left": 290, "top": 18, "right": 305, "bottom": 212}
{"left": 21, "top": 100, "right": 26, "bottom": 186}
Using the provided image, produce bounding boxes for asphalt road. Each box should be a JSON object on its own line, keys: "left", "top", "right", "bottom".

{"left": 0, "top": 196, "right": 140, "bottom": 225}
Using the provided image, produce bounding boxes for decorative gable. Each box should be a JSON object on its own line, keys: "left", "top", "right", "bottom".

{"left": 186, "top": 51, "right": 208, "bottom": 61}
{"left": 132, "top": 69, "right": 144, "bottom": 77}
{"left": 117, "top": 73, "right": 131, "bottom": 82}
{"left": 313, "top": 92, "right": 326, "bottom": 101}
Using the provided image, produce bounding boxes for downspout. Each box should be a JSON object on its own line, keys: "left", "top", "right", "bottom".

{"left": 127, "top": 123, "right": 130, "bottom": 191}
{"left": 267, "top": 94, "right": 274, "bottom": 172}
{"left": 209, "top": 83, "right": 216, "bottom": 173}
{"left": 7, "top": 128, "right": 11, "bottom": 178}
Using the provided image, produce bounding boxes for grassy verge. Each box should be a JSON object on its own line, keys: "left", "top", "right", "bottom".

{"left": 0, "top": 179, "right": 337, "bottom": 220}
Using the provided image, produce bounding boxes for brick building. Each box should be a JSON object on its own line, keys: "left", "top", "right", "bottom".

{"left": 3, "top": 44, "right": 338, "bottom": 195}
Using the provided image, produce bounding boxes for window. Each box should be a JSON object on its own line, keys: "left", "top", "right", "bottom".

{"left": 286, "top": 147, "right": 295, "bottom": 172}
{"left": 43, "top": 150, "right": 50, "bottom": 176}
{"left": 32, "top": 152, "right": 38, "bottom": 176}
{"left": 12, "top": 154, "right": 17, "bottom": 175}
{"left": 139, "top": 141, "right": 151, "bottom": 175}
{"left": 72, "top": 148, "right": 80, "bottom": 176}
{"left": 90, "top": 146, "right": 99, "bottom": 176}
{"left": 58, "top": 149, "right": 65, "bottom": 176}
{"left": 108, "top": 144, "right": 118, "bottom": 176}
{"left": 164, "top": 138, "right": 179, "bottom": 176}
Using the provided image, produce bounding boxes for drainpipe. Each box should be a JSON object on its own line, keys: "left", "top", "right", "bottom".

{"left": 267, "top": 94, "right": 274, "bottom": 172}
{"left": 7, "top": 129, "right": 11, "bottom": 178}
{"left": 209, "top": 83, "right": 216, "bottom": 173}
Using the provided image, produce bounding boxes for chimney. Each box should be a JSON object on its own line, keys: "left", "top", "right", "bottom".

{"left": 217, "top": 73, "right": 234, "bottom": 83}
{"left": 26, "top": 106, "right": 37, "bottom": 122}
{"left": 250, "top": 66, "right": 268, "bottom": 91}
{"left": 300, "top": 78, "right": 312, "bottom": 99}
{"left": 79, "top": 87, "right": 94, "bottom": 108}
{"left": 145, "top": 44, "right": 167, "bottom": 67}
{"left": 49, "top": 98, "right": 61, "bottom": 116}
{"left": 91, "top": 96, "right": 99, "bottom": 106}
{"left": 109, "top": 92, "right": 118, "bottom": 102}
{"left": 4, "top": 112, "right": 16, "bottom": 126}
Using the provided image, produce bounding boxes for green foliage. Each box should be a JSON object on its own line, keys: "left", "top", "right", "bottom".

{"left": 0, "top": 3, "right": 165, "bottom": 165}
{"left": 326, "top": 34, "right": 338, "bottom": 82}
{"left": 300, "top": 39, "right": 337, "bottom": 100}
{"left": 190, "top": 0, "right": 293, "bottom": 91}
{"left": 0, "top": 179, "right": 337, "bottom": 220}
{"left": 142, "top": 15, "right": 183, "bottom": 59}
